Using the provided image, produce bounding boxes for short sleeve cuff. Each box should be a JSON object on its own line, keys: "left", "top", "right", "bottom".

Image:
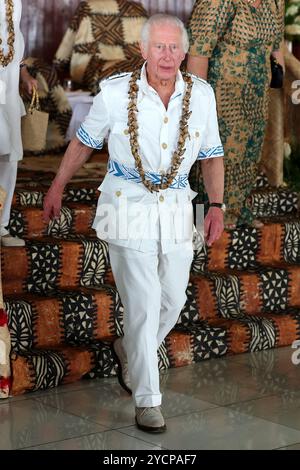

{"left": 197, "top": 145, "right": 224, "bottom": 160}
{"left": 76, "top": 125, "right": 104, "bottom": 150}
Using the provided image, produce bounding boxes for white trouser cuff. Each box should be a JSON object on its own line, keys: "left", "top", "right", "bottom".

{"left": 0, "top": 226, "right": 9, "bottom": 236}
{"left": 0, "top": 160, "right": 18, "bottom": 227}
{"left": 135, "top": 394, "right": 162, "bottom": 408}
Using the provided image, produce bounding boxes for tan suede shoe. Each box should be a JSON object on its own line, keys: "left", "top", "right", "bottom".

{"left": 112, "top": 337, "right": 132, "bottom": 395}
{"left": 135, "top": 406, "right": 166, "bottom": 433}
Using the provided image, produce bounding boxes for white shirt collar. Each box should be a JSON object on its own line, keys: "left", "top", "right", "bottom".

{"left": 138, "top": 62, "right": 185, "bottom": 100}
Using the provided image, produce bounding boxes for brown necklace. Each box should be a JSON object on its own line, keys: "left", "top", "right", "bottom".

{"left": 127, "top": 69, "right": 193, "bottom": 193}
{"left": 0, "top": 0, "right": 15, "bottom": 67}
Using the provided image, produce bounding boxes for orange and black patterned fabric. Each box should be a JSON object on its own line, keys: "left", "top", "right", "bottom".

{"left": 191, "top": 268, "right": 300, "bottom": 353}
{"left": 13, "top": 186, "right": 100, "bottom": 208}
{"left": 8, "top": 205, "right": 96, "bottom": 239}
{"left": 8, "top": 327, "right": 227, "bottom": 395}
{"left": 1, "top": 239, "right": 113, "bottom": 295}
{"left": 12, "top": 186, "right": 298, "bottom": 215}
{"left": 189, "top": 218, "right": 300, "bottom": 354}
{"left": 192, "top": 222, "right": 300, "bottom": 273}
{"left": 2, "top": 235, "right": 229, "bottom": 395}
{"left": 2, "top": 170, "right": 300, "bottom": 396}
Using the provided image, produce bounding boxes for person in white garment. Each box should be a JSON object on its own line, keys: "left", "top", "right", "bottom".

{"left": 0, "top": 0, "right": 37, "bottom": 247}
{"left": 43, "top": 14, "right": 225, "bottom": 433}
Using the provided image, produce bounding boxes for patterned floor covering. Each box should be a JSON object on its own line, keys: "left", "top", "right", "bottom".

{"left": 1, "top": 153, "right": 300, "bottom": 396}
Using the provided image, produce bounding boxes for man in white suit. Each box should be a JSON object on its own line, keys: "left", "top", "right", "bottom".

{"left": 0, "top": 0, "right": 37, "bottom": 247}
{"left": 43, "top": 14, "right": 225, "bottom": 433}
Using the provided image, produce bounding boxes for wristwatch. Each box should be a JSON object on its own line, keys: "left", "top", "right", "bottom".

{"left": 209, "top": 202, "right": 226, "bottom": 212}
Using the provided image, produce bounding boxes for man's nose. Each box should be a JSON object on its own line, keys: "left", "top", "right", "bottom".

{"left": 162, "top": 46, "right": 172, "bottom": 59}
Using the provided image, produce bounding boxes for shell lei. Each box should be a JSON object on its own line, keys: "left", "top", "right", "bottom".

{"left": 0, "top": 0, "right": 15, "bottom": 67}
{"left": 127, "top": 68, "right": 193, "bottom": 193}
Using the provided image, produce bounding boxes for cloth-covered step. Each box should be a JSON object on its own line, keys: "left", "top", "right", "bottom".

{"left": 192, "top": 221, "right": 300, "bottom": 274}
{"left": 10, "top": 345, "right": 101, "bottom": 396}
{"left": 190, "top": 265, "right": 300, "bottom": 322}
{"left": 85, "top": 325, "right": 227, "bottom": 381}
{"left": 249, "top": 188, "right": 299, "bottom": 218}
{"left": 8, "top": 204, "right": 96, "bottom": 239}
{"left": 12, "top": 184, "right": 100, "bottom": 207}
{"left": 9, "top": 324, "right": 228, "bottom": 396}
{"left": 4, "top": 287, "right": 125, "bottom": 350}
{"left": 1, "top": 238, "right": 113, "bottom": 295}
{"left": 12, "top": 184, "right": 299, "bottom": 219}
{"left": 211, "top": 312, "right": 300, "bottom": 354}
{"left": 4, "top": 280, "right": 205, "bottom": 351}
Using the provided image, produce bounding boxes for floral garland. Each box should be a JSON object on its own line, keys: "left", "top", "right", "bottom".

{"left": 0, "top": 0, "right": 15, "bottom": 67}
{"left": 127, "top": 69, "right": 193, "bottom": 193}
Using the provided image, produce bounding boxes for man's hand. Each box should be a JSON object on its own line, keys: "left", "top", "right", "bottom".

{"left": 204, "top": 207, "right": 224, "bottom": 247}
{"left": 43, "top": 185, "right": 64, "bottom": 223}
{"left": 200, "top": 157, "right": 225, "bottom": 246}
{"left": 42, "top": 138, "right": 94, "bottom": 223}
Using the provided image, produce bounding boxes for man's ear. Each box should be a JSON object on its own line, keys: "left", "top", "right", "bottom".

{"left": 181, "top": 51, "right": 187, "bottom": 62}
{"left": 140, "top": 42, "right": 147, "bottom": 61}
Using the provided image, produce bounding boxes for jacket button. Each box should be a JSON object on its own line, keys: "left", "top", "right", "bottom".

{"left": 116, "top": 191, "right": 122, "bottom": 197}
{"left": 164, "top": 117, "right": 168, "bottom": 124}
{"left": 124, "top": 129, "right": 129, "bottom": 135}
{"left": 159, "top": 195, "right": 164, "bottom": 202}
{"left": 195, "top": 132, "right": 200, "bottom": 138}
{"left": 162, "top": 143, "right": 168, "bottom": 150}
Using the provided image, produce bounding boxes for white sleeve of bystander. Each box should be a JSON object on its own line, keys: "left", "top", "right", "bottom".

{"left": 0, "top": 79, "right": 6, "bottom": 105}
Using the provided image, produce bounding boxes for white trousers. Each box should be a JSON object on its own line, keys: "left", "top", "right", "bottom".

{"left": 0, "top": 160, "right": 18, "bottom": 231}
{"left": 109, "top": 242, "right": 193, "bottom": 407}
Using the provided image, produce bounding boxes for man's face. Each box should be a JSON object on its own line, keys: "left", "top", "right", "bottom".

{"left": 140, "top": 23, "right": 186, "bottom": 83}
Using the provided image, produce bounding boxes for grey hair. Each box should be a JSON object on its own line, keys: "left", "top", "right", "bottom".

{"left": 141, "top": 14, "right": 189, "bottom": 54}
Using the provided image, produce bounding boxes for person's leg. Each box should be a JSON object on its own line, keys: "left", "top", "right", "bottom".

{"left": 157, "top": 243, "right": 194, "bottom": 346}
{"left": 0, "top": 160, "right": 18, "bottom": 231}
{"left": 109, "top": 243, "right": 162, "bottom": 408}
{"left": 0, "top": 160, "right": 25, "bottom": 246}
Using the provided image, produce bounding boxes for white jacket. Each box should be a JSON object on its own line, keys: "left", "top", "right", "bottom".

{"left": 0, "top": 0, "right": 26, "bottom": 161}
{"left": 77, "top": 63, "right": 224, "bottom": 252}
